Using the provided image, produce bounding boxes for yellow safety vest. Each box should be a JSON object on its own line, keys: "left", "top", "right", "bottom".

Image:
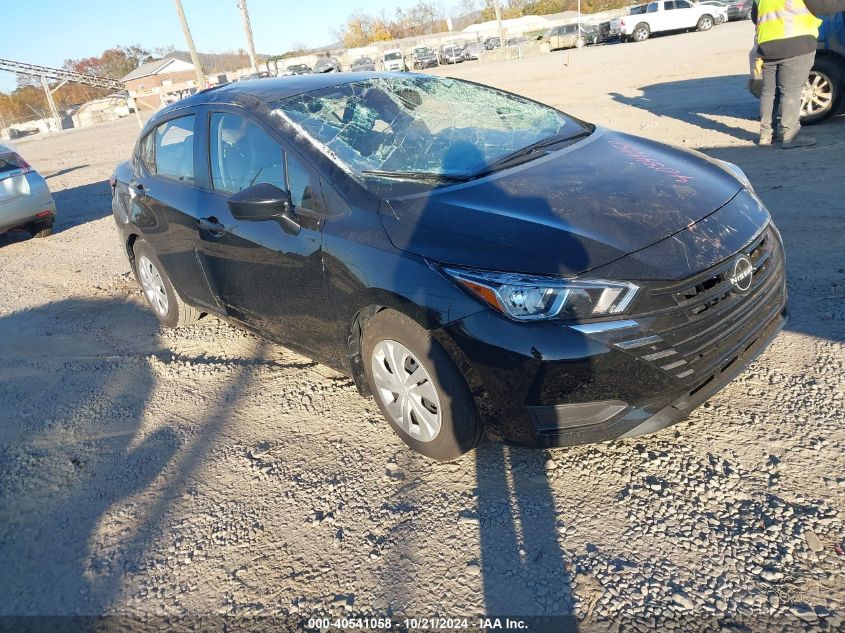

{"left": 756, "top": 0, "right": 822, "bottom": 44}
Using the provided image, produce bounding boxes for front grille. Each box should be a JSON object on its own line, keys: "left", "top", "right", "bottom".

{"left": 613, "top": 225, "right": 786, "bottom": 385}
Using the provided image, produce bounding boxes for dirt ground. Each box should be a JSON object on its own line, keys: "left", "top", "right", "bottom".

{"left": 1, "top": 20, "right": 843, "bottom": 632}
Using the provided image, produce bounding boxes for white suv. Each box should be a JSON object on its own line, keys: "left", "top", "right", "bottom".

{"left": 610, "top": 0, "right": 717, "bottom": 42}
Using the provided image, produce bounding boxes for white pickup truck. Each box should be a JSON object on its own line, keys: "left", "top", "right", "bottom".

{"left": 610, "top": 0, "right": 717, "bottom": 42}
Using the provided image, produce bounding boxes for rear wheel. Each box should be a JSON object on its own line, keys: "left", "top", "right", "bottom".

{"left": 362, "top": 309, "right": 481, "bottom": 461}
{"left": 697, "top": 14, "right": 714, "bottom": 31}
{"left": 28, "top": 221, "right": 53, "bottom": 238}
{"left": 632, "top": 23, "right": 650, "bottom": 42}
{"left": 800, "top": 58, "right": 843, "bottom": 125}
{"left": 132, "top": 240, "right": 201, "bottom": 328}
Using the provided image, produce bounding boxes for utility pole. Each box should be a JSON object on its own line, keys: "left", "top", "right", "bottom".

{"left": 39, "top": 75, "right": 61, "bottom": 132}
{"left": 237, "top": 0, "right": 258, "bottom": 72}
{"left": 173, "top": 0, "right": 207, "bottom": 89}
{"left": 492, "top": 0, "right": 506, "bottom": 50}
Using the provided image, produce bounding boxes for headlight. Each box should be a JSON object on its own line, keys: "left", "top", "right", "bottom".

{"left": 719, "top": 160, "right": 754, "bottom": 191}
{"left": 442, "top": 267, "right": 639, "bottom": 322}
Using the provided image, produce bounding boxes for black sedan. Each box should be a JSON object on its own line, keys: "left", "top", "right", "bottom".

{"left": 350, "top": 57, "right": 376, "bottom": 72}
{"left": 312, "top": 57, "right": 340, "bottom": 73}
{"left": 111, "top": 73, "right": 787, "bottom": 460}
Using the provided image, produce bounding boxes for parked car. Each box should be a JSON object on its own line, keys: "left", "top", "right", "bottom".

{"left": 313, "top": 58, "right": 341, "bottom": 73}
{"left": 724, "top": 0, "right": 753, "bottom": 20}
{"left": 484, "top": 36, "right": 502, "bottom": 49}
{"left": 350, "top": 57, "right": 376, "bottom": 72}
{"left": 240, "top": 71, "right": 272, "bottom": 81}
{"left": 1, "top": 145, "right": 56, "bottom": 239}
{"left": 382, "top": 49, "right": 407, "bottom": 71}
{"left": 285, "top": 63, "right": 312, "bottom": 75}
{"left": 610, "top": 0, "right": 718, "bottom": 42}
{"left": 697, "top": 0, "right": 728, "bottom": 24}
{"left": 439, "top": 44, "right": 465, "bottom": 64}
{"left": 802, "top": 11, "right": 845, "bottom": 124}
{"left": 544, "top": 23, "right": 598, "bottom": 50}
{"left": 412, "top": 47, "right": 439, "bottom": 69}
{"left": 111, "top": 73, "right": 787, "bottom": 460}
{"left": 463, "top": 42, "right": 487, "bottom": 60}
{"left": 506, "top": 36, "right": 531, "bottom": 46}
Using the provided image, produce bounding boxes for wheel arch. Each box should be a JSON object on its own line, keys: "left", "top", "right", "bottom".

{"left": 343, "top": 288, "right": 484, "bottom": 399}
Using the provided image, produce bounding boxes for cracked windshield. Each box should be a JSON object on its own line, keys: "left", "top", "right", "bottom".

{"left": 273, "top": 76, "right": 580, "bottom": 179}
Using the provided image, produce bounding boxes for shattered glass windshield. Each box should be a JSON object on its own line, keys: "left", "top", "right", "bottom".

{"left": 272, "top": 76, "right": 581, "bottom": 180}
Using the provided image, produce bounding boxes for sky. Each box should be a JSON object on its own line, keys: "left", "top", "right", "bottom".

{"left": 0, "top": 0, "right": 427, "bottom": 92}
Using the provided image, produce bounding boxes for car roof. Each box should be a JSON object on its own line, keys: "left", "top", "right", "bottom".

{"left": 152, "top": 72, "right": 410, "bottom": 118}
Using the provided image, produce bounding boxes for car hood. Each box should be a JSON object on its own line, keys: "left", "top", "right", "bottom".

{"left": 379, "top": 128, "right": 744, "bottom": 277}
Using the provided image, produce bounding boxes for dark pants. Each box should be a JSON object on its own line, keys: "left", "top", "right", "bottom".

{"left": 759, "top": 51, "right": 816, "bottom": 141}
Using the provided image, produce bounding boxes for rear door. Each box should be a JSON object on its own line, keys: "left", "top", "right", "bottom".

{"left": 128, "top": 113, "right": 219, "bottom": 309}
{"left": 668, "top": 0, "right": 699, "bottom": 28}
{"left": 193, "top": 108, "right": 329, "bottom": 354}
{"left": 646, "top": 1, "right": 668, "bottom": 31}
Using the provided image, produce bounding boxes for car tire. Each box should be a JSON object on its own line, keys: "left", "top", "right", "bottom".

{"left": 800, "top": 57, "right": 844, "bottom": 125}
{"left": 132, "top": 240, "right": 201, "bottom": 328}
{"left": 632, "top": 23, "right": 650, "bottom": 42}
{"left": 28, "top": 221, "right": 53, "bottom": 238}
{"left": 362, "top": 309, "right": 482, "bottom": 461}
{"left": 697, "top": 15, "right": 714, "bottom": 31}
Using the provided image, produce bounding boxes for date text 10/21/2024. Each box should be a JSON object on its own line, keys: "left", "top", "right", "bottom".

{"left": 307, "top": 617, "right": 531, "bottom": 630}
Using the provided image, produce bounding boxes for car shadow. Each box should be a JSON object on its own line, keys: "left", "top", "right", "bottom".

{"left": 0, "top": 180, "right": 112, "bottom": 248}
{"left": 45, "top": 164, "right": 90, "bottom": 180}
{"left": 53, "top": 179, "right": 113, "bottom": 231}
{"left": 0, "top": 295, "right": 272, "bottom": 617}
{"left": 610, "top": 75, "right": 761, "bottom": 142}
{"left": 0, "top": 297, "right": 171, "bottom": 614}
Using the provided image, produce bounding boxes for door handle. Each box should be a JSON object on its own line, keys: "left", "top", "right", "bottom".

{"left": 198, "top": 216, "right": 226, "bottom": 237}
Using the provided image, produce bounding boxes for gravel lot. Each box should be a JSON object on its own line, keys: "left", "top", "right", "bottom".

{"left": 1, "top": 20, "right": 843, "bottom": 632}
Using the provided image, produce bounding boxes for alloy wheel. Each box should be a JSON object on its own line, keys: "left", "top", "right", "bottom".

{"left": 137, "top": 255, "right": 169, "bottom": 317}
{"left": 371, "top": 339, "right": 442, "bottom": 442}
{"left": 801, "top": 71, "right": 834, "bottom": 118}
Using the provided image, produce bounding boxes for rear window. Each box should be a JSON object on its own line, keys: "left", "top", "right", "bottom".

{"left": 0, "top": 152, "right": 26, "bottom": 175}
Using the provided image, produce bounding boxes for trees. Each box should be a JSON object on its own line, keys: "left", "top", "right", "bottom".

{"left": 0, "top": 44, "right": 154, "bottom": 125}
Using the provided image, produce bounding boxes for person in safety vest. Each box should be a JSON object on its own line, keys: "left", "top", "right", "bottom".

{"left": 752, "top": 0, "right": 845, "bottom": 147}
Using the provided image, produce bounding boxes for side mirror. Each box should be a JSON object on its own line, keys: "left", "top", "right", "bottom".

{"left": 227, "top": 183, "right": 300, "bottom": 235}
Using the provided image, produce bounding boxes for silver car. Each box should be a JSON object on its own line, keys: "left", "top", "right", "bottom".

{"left": 0, "top": 144, "right": 55, "bottom": 239}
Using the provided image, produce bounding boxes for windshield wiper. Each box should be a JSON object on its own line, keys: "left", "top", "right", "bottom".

{"left": 361, "top": 169, "right": 467, "bottom": 183}
{"left": 473, "top": 129, "right": 593, "bottom": 177}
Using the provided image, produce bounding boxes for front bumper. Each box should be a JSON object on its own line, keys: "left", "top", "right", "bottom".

{"left": 433, "top": 225, "right": 788, "bottom": 447}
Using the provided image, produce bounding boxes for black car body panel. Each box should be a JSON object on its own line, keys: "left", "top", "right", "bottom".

{"left": 379, "top": 129, "right": 743, "bottom": 277}
{"left": 350, "top": 58, "right": 377, "bottom": 72}
{"left": 111, "top": 74, "right": 787, "bottom": 450}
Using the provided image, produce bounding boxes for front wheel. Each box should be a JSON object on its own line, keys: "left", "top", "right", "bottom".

{"left": 801, "top": 58, "right": 843, "bottom": 125}
{"left": 697, "top": 15, "right": 714, "bottom": 31}
{"left": 362, "top": 309, "right": 481, "bottom": 461}
{"left": 632, "top": 24, "right": 650, "bottom": 42}
{"left": 132, "top": 240, "right": 201, "bottom": 328}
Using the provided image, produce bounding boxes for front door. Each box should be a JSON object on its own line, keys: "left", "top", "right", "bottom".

{"left": 194, "top": 110, "right": 329, "bottom": 355}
